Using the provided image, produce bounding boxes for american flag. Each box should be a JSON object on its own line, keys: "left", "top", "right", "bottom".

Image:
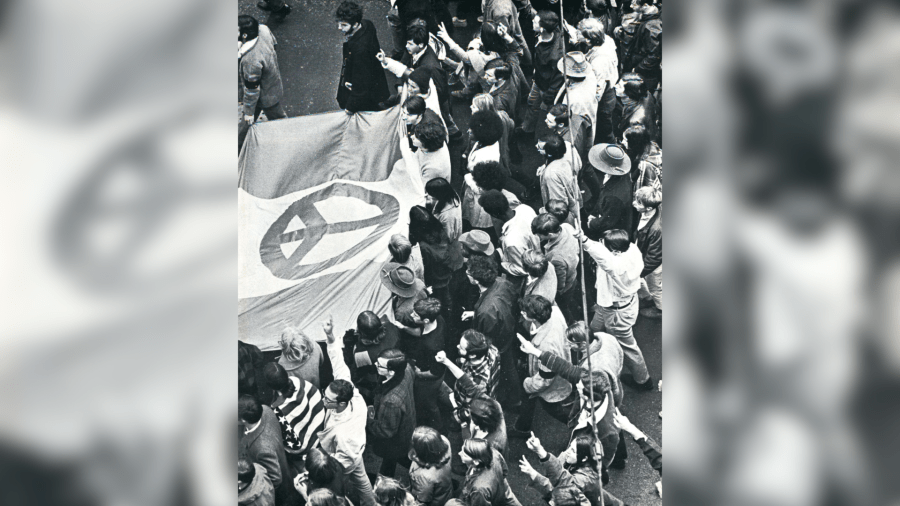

{"left": 273, "top": 376, "right": 325, "bottom": 455}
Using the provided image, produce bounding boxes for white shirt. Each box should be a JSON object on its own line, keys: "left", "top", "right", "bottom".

{"left": 582, "top": 240, "right": 644, "bottom": 306}
{"left": 500, "top": 205, "right": 540, "bottom": 277}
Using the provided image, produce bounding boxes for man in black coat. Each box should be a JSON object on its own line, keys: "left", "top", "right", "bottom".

{"left": 585, "top": 144, "right": 635, "bottom": 241}
{"left": 336, "top": 1, "right": 390, "bottom": 113}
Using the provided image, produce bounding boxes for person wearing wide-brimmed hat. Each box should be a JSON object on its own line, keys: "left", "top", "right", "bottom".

{"left": 381, "top": 262, "right": 429, "bottom": 334}
{"left": 554, "top": 51, "right": 599, "bottom": 168}
{"left": 584, "top": 143, "right": 635, "bottom": 241}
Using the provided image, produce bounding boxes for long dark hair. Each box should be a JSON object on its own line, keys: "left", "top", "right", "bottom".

{"left": 409, "top": 426, "right": 451, "bottom": 468}
{"left": 425, "top": 177, "right": 460, "bottom": 214}
{"left": 409, "top": 205, "right": 445, "bottom": 245}
{"left": 480, "top": 21, "right": 505, "bottom": 54}
{"left": 624, "top": 124, "right": 652, "bottom": 164}
{"left": 567, "top": 435, "right": 600, "bottom": 472}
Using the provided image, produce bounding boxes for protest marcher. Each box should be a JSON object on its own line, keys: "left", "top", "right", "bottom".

{"left": 465, "top": 255, "right": 523, "bottom": 409}
{"left": 556, "top": 52, "right": 599, "bottom": 163}
{"left": 342, "top": 311, "right": 401, "bottom": 399}
{"left": 585, "top": 144, "right": 635, "bottom": 240}
{"left": 263, "top": 363, "right": 326, "bottom": 474}
{"left": 381, "top": 263, "right": 430, "bottom": 333}
{"left": 478, "top": 190, "right": 540, "bottom": 287}
{"left": 367, "top": 349, "right": 417, "bottom": 477}
{"left": 633, "top": 186, "right": 662, "bottom": 318}
{"left": 623, "top": 3, "right": 661, "bottom": 92}
{"left": 239, "top": 458, "right": 276, "bottom": 506}
{"left": 520, "top": 433, "right": 627, "bottom": 506}
{"left": 388, "top": 234, "right": 426, "bottom": 283}
{"left": 511, "top": 295, "right": 578, "bottom": 437}
{"left": 519, "top": 11, "right": 565, "bottom": 137}
{"left": 321, "top": 317, "right": 378, "bottom": 506}
{"left": 409, "top": 206, "right": 465, "bottom": 319}
{"left": 531, "top": 213, "right": 582, "bottom": 323}
{"left": 458, "top": 439, "right": 523, "bottom": 506}
{"left": 407, "top": 426, "right": 454, "bottom": 506}
{"left": 522, "top": 250, "right": 558, "bottom": 303}
{"left": 578, "top": 17, "right": 618, "bottom": 144}
{"left": 399, "top": 297, "right": 448, "bottom": 431}
{"left": 425, "top": 178, "right": 463, "bottom": 241}
{"left": 578, "top": 229, "right": 654, "bottom": 390}
{"left": 278, "top": 327, "right": 323, "bottom": 389}
{"left": 239, "top": 15, "right": 286, "bottom": 151}
{"left": 303, "top": 447, "right": 349, "bottom": 502}
{"left": 413, "top": 119, "right": 452, "bottom": 184}
{"left": 536, "top": 133, "right": 581, "bottom": 229}
{"left": 239, "top": 395, "right": 300, "bottom": 506}
{"left": 336, "top": 1, "right": 391, "bottom": 113}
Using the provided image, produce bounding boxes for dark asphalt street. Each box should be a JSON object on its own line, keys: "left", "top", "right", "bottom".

{"left": 238, "top": 0, "right": 662, "bottom": 503}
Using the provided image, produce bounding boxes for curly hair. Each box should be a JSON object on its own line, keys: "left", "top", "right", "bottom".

{"left": 470, "top": 110, "right": 503, "bottom": 146}
{"left": 334, "top": 1, "right": 363, "bottom": 24}
{"left": 466, "top": 254, "right": 498, "bottom": 287}
{"left": 414, "top": 119, "right": 446, "bottom": 152}
{"left": 279, "top": 327, "right": 316, "bottom": 366}
{"left": 472, "top": 161, "right": 506, "bottom": 191}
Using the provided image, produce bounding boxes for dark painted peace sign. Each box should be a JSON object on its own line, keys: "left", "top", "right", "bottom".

{"left": 260, "top": 183, "right": 400, "bottom": 280}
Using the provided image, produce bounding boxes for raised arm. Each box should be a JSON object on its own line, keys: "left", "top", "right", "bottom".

{"left": 436, "top": 351, "right": 464, "bottom": 378}
{"left": 322, "top": 317, "right": 353, "bottom": 384}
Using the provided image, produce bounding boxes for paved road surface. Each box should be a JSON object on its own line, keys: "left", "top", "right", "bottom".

{"left": 239, "top": 1, "right": 662, "bottom": 503}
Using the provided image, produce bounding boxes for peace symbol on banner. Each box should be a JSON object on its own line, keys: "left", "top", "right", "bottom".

{"left": 260, "top": 183, "right": 400, "bottom": 280}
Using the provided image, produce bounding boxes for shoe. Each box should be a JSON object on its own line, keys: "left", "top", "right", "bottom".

{"left": 508, "top": 427, "right": 531, "bottom": 439}
{"left": 452, "top": 16, "right": 468, "bottom": 28}
{"left": 257, "top": 1, "right": 272, "bottom": 9}
{"left": 621, "top": 374, "right": 655, "bottom": 391}
{"left": 609, "top": 458, "right": 627, "bottom": 469}
{"left": 640, "top": 307, "right": 662, "bottom": 319}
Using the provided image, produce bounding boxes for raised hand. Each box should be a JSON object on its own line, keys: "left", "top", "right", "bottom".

{"left": 437, "top": 22, "right": 451, "bottom": 41}
{"left": 525, "top": 432, "right": 546, "bottom": 458}
{"left": 519, "top": 456, "right": 538, "bottom": 479}
{"left": 322, "top": 316, "right": 335, "bottom": 344}
{"left": 435, "top": 350, "right": 448, "bottom": 364}
{"left": 518, "top": 334, "right": 540, "bottom": 356}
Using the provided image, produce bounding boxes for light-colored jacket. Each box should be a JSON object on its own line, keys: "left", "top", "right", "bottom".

{"left": 239, "top": 24, "right": 283, "bottom": 116}
{"left": 523, "top": 306, "right": 573, "bottom": 403}
{"left": 319, "top": 340, "right": 369, "bottom": 470}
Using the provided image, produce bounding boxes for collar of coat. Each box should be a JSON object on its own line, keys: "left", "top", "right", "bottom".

{"left": 238, "top": 36, "right": 258, "bottom": 60}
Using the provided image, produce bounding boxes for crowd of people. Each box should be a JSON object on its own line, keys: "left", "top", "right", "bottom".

{"left": 239, "top": 0, "right": 663, "bottom": 504}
